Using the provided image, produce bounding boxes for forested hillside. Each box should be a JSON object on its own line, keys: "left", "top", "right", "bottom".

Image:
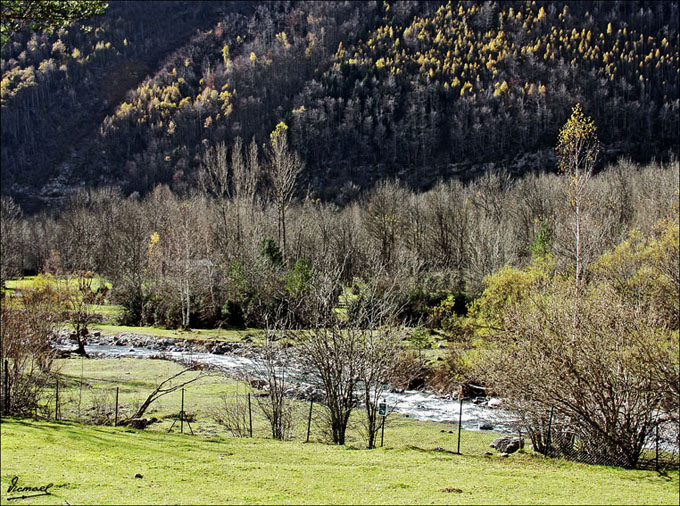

{"left": 1, "top": 0, "right": 678, "bottom": 210}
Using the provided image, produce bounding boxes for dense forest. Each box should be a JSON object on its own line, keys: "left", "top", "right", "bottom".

{"left": 1, "top": 0, "right": 678, "bottom": 211}
{"left": 2, "top": 157, "right": 677, "bottom": 330}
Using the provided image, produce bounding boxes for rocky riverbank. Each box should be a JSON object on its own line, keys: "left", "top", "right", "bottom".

{"left": 50, "top": 330, "right": 324, "bottom": 400}
{"left": 51, "top": 330, "right": 260, "bottom": 358}
{"left": 48, "top": 330, "right": 522, "bottom": 429}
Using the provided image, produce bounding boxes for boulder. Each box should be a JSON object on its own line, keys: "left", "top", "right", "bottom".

{"left": 211, "top": 342, "right": 233, "bottom": 355}
{"left": 487, "top": 398, "right": 504, "bottom": 409}
{"left": 490, "top": 436, "right": 524, "bottom": 454}
{"left": 479, "top": 422, "right": 494, "bottom": 430}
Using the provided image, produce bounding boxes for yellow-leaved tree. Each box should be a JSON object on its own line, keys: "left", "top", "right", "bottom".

{"left": 556, "top": 103, "right": 600, "bottom": 291}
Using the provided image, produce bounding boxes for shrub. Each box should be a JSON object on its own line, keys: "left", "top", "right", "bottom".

{"left": 482, "top": 280, "right": 676, "bottom": 468}
{"left": 1, "top": 287, "right": 61, "bottom": 416}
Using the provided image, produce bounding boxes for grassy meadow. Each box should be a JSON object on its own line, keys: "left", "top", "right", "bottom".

{"left": 2, "top": 277, "right": 677, "bottom": 504}
{"left": 1, "top": 357, "right": 678, "bottom": 505}
{"left": 2, "top": 417, "right": 677, "bottom": 505}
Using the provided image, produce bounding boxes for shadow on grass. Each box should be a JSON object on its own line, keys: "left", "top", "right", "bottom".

{"left": 1, "top": 417, "right": 226, "bottom": 458}
{"left": 407, "top": 444, "right": 460, "bottom": 456}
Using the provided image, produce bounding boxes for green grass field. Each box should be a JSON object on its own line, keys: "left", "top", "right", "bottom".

{"left": 3, "top": 275, "right": 112, "bottom": 293}
{"left": 1, "top": 358, "right": 678, "bottom": 504}
{"left": 2, "top": 418, "right": 677, "bottom": 505}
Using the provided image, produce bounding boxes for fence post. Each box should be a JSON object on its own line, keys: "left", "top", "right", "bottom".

{"left": 3, "top": 359, "right": 9, "bottom": 416}
{"left": 180, "top": 388, "right": 185, "bottom": 434}
{"left": 248, "top": 393, "right": 253, "bottom": 438}
{"left": 78, "top": 356, "right": 84, "bottom": 420}
{"left": 655, "top": 424, "right": 659, "bottom": 472}
{"left": 306, "top": 400, "right": 313, "bottom": 443}
{"left": 114, "top": 387, "right": 119, "bottom": 426}
{"left": 545, "top": 406, "right": 554, "bottom": 457}
{"left": 55, "top": 379, "right": 59, "bottom": 421}
{"left": 380, "top": 415, "right": 385, "bottom": 447}
{"left": 457, "top": 386, "right": 463, "bottom": 454}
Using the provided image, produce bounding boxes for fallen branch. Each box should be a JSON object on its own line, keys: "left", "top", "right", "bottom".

{"left": 126, "top": 363, "right": 210, "bottom": 421}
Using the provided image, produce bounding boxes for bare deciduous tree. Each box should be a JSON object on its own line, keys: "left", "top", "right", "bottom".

{"left": 359, "top": 324, "right": 407, "bottom": 449}
{"left": 63, "top": 271, "right": 105, "bottom": 356}
{"left": 212, "top": 391, "right": 251, "bottom": 438}
{"left": 267, "top": 122, "right": 303, "bottom": 263}
{"left": 0, "top": 196, "right": 23, "bottom": 286}
{"left": 199, "top": 141, "right": 230, "bottom": 200}
{"left": 300, "top": 326, "right": 362, "bottom": 445}
{"left": 149, "top": 197, "right": 208, "bottom": 329}
{"left": 252, "top": 320, "right": 297, "bottom": 440}
{"left": 296, "top": 269, "right": 408, "bottom": 447}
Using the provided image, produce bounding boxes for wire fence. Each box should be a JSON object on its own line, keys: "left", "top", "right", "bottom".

{"left": 1, "top": 369, "right": 677, "bottom": 471}
{"left": 516, "top": 413, "right": 679, "bottom": 471}
{"left": 0, "top": 378, "right": 392, "bottom": 447}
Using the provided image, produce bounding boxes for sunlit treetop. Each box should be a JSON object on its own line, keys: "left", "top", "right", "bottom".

{"left": 270, "top": 121, "right": 289, "bottom": 144}
{"left": 556, "top": 103, "right": 600, "bottom": 175}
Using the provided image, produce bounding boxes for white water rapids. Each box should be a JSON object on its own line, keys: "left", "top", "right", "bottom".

{"left": 78, "top": 343, "right": 517, "bottom": 432}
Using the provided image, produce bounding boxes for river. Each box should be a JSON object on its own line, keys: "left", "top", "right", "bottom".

{"left": 79, "top": 343, "right": 517, "bottom": 432}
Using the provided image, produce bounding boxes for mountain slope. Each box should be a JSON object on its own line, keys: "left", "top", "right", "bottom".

{"left": 1, "top": 0, "right": 678, "bottom": 210}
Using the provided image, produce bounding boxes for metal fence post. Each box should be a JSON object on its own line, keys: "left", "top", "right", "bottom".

{"left": 3, "top": 359, "right": 9, "bottom": 416}
{"left": 306, "top": 400, "right": 313, "bottom": 443}
{"left": 180, "top": 388, "right": 185, "bottom": 434}
{"left": 380, "top": 415, "right": 385, "bottom": 447}
{"left": 457, "top": 387, "right": 463, "bottom": 454}
{"left": 248, "top": 393, "right": 253, "bottom": 438}
{"left": 55, "top": 379, "right": 59, "bottom": 421}
{"left": 114, "top": 387, "right": 119, "bottom": 426}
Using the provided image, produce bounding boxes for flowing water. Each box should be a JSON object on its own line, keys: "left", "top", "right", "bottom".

{"left": 79, "top": 344, "right": 517, "bottom": 432}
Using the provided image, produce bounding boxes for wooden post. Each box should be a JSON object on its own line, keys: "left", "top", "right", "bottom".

{"left": 457, "top": 386, "right": 463, "bottom": 454}
{"left": 248, "top": 393, "right": 253, "bottom": 438}
{"left": 114, "top": 387, "right": 119, "bottom": 426}
{"left": 306, "top": 400, "right": 313, "bottom": 443}
{"left": 180, "top": 388, "right": 185, "bottom": 434}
